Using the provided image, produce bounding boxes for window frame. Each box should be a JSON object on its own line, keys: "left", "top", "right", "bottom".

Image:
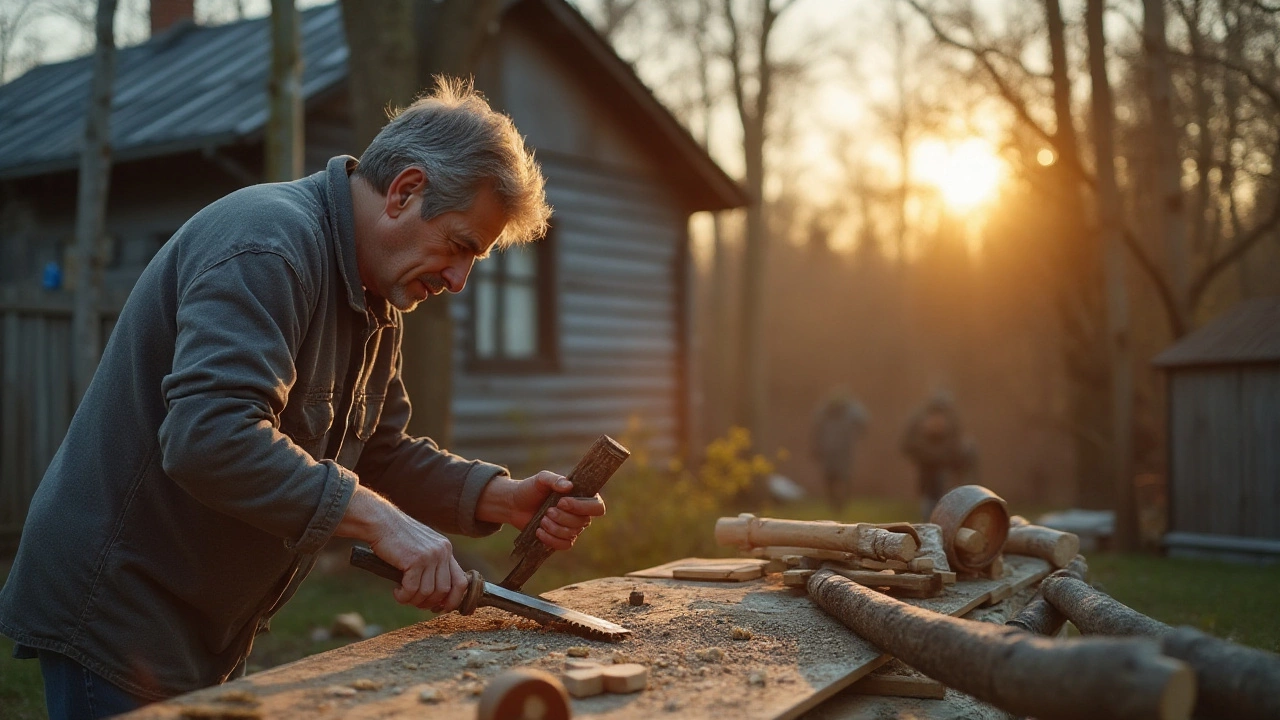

{"left": 465, "top": 226, "right": 559, "bottom": 374}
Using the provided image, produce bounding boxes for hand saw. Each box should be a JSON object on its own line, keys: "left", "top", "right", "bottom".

{"left": 349, "top": 546, "right": 630, "bottom": 642}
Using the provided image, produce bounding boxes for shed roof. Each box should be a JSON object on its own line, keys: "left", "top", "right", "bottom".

{"left": 0, "top": 0, "right": 746, "bottom": 211}
{"left": 1152, "top": 296, "right": 1280, "bottom": 369}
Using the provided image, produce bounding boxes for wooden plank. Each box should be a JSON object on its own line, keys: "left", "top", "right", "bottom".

{"left": 125, "top": 555, "right": 1052, "bottom": 720}
{"left": 625, "top": 557, "right": 768, "bottom": 580}
{"left": 848, "top": 673, "right": 945, "bottom": 700}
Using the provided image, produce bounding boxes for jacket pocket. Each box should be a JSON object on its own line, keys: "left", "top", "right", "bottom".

{"left": 354, "top": 392, "right": 385, "bottom": 441}
{"left": 280, "top": 387, "right": 335, "bottom": 443}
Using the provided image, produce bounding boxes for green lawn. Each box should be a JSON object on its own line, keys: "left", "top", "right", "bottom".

{"left": 3, "top": 509, "right": 1279, "bottom": 719}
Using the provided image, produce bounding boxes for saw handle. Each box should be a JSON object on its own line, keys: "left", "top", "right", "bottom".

{"left": 349, "top": 545, "right": 486, "bottom": 615}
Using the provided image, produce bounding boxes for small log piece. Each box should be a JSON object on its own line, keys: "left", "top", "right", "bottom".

{"left": 1006, "top": 555, "right": 1088, "bottom": 636}
{"left": 1043, "top": 575, "right": 1280, "bottom": 720}
{"left": 715, "top": 514, "right": 918, "bottom": 563}
{"left": 807, "top": 569, "right": 1195, "bottom": 720}
{"left": 1005, "top": 516, "right": 1080, "bottom": 568}
{"left": 820, "top": 563, "right": 944, "bottom": 598}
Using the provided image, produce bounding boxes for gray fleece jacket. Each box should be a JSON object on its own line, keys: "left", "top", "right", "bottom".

{"left": 0, "top": 156, "right": 505, "bottom": 699}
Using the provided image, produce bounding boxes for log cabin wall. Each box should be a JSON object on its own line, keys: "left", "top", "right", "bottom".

{"left": 1168, "top": 365, "right": 1280, "bottom": 540}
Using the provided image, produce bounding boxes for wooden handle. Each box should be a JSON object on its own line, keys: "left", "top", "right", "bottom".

{"left": 511, "top": 435, "right": 630, "bottom": 558}
{"left": 715, "top": 514, "right": 918, "bottom": 562}
{"left": 350, "top": 546, "right": 485, "bottom": 614}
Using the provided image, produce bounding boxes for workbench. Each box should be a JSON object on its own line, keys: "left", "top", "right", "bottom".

{"left": 125, "top": 555, "right": 1051, "bottom": 719}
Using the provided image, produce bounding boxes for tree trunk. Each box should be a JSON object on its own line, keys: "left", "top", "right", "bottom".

{"left": 1142, "top": 0, "right": 1188, "bottom": 326}
{"left": 807, "top": 569, "right": 1195, "bottom": 720}
{"left": 1086, "top": 0, "right": 1138, "bottom": 551}
{"left": 70, "top": 0, "right": 119, "bottom": 404}
{"left": 1042, "top": 575, "right": 1280, "bottom": 720}
{"left": 340, "top": 0, "right": 500, "bottom": 446}
{"left": 266, "top": 0, "right": 303, "bottom": 182}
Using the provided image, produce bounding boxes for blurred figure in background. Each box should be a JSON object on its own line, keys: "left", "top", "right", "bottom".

{"left": 902, "top": 390, "right": 977, "bottom": 520}
{"left": 811, "top": 386, "right": 869, "bottom": 512}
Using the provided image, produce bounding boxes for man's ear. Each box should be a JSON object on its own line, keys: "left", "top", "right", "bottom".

{"left": 385, "top": 167, "right": 428, "bottom": 218}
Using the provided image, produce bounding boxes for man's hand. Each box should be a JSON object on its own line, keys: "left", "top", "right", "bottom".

{"left": 336, "top": 486, "right": 469, "bottom": 613}
{"left": 477, "top": 472, "right": 606, "bottom": 551}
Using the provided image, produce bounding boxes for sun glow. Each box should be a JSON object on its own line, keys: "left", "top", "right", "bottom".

{"left": 911, "top": 138, "right": 1005, "bottom": 212}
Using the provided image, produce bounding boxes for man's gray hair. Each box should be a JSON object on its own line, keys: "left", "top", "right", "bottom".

{"left": 354, "top": 76, "right": 550, "bottom": 247}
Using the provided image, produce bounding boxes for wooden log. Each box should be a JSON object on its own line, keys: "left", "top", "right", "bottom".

{"left": 1042, "top": 575, "right": 1280, "bottom": 719}
{"left": 1005, "top": 519, "right": 1080, "bottom": 568}
{"left": 1040, "top": 575, "right": 1172, "bottom": 637}
{"left": 1006, "top": 555, "right": 1088, "bottom": 636}
{"left": 746, "top": 545, "right": 860, "bottom": 564}
{"left": 715, "top": 514, "right": 918, "bottom": 562}
{"left": 807, "top": 569, "right": 1195, "bottom": 720}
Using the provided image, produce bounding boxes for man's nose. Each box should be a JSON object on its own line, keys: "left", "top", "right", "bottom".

{"left": 442, "top": 256, "right": 475, "bottom": 293}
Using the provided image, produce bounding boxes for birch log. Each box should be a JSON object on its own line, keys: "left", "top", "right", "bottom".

{"left": 715, "top": 514, "right": 917, "bottom": 562}
{"left": 807, "top": 569, "right": 1194, "bottom": 720}
{"left": 1006, "top": 516, "right": 1080, "bottom": 568}
{"left": 1006, "top": 555, "right": 1088, "bottom": 636}
{"left": 1042, "top": 575, "right": 1280, "bottom": 719}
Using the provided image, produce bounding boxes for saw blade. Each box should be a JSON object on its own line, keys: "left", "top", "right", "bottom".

{"left": 482, "top": 581, "right": 632, "bottom": 642}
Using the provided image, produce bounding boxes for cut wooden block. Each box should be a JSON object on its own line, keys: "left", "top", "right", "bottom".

{"left": 981, "top": 582, "right": 1013, "bottom": 607}
{"left": 625, "top": 558, "right": 769, "bottom": 580}
{"left": 939, "top": 571, "right": 958, "bottom": 585}
{"left": 908, "top": 557, "right": 935, "bottom": 573}
{"left": 782, "top": 569, "right": 815, "bottom": 587}
{"left": 601, "top": 664, "right": 647, "bottom": 693}
{"left": 850, "top": 673, "right": 946, "bottom": 700}
{"left": 562, "top": 668, "right": 604, "bottom": 698}
{"left": 671, "top": 561, "right": 766, "bottom": 582}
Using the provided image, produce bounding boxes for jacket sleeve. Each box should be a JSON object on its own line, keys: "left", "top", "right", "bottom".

{"left": 158, "top": 248, "right": 356, "bottom": 555}
{"left": 354, "top": 348, "right": 506, "bottom": 537}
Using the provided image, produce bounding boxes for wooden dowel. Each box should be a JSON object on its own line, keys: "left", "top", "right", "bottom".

{"left": 1005, "top": 520, "right": 1080, "bottom": 568}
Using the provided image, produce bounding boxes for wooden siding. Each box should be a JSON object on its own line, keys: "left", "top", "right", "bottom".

{"left": 450, "top": 156, "right": 685, "bottom": 472}
{"left": 1169, "top": 366, "right": 1280, "bottom": 539}
{"left": 0, "top": 287, "right": 124, "bottom": 542}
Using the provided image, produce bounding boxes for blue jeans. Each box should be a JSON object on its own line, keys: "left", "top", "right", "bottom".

{"left": 29, "top": 647, "right": 152, "bottom": 719}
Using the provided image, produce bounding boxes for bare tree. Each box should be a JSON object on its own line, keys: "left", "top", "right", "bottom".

{"left": 340, "top": 0, "right": 502, "bottom": 446}
{"left": 71, "top": 0, "right": 118, "bottom": 402}
{"left": 265, "top": 0, "right": 302, "bottom": 182}
{"left": 1086, "top": 0, "right": 1137, "bottom": 551}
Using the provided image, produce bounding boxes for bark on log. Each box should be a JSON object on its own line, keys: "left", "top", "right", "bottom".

{"left": 807, "top": 569, "right": 1194, "bottom": 720}
{"left": 715, "top": 514, "right": 917, "bottom": 562}
{"left": 1041, "top": 575, "right": 1172, "bottom": 636}
{"left": 1006, "top": 555, "right": 1088, "bottom": 636}
{"left": 912, "top": 523, "right": 952, "bottom": 572}
{"left": 1042, "top": 575, "right": 1280, "bottom": 719}
{"left": 1005, "top": 522, "right": 1080, "bottom": 568}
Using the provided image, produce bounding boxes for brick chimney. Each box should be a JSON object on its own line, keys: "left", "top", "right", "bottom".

{"left": 151, "top": 0, "right": 194, "bottom": 36}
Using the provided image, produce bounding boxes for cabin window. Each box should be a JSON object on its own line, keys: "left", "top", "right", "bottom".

{"left": 467, "top": 228, "right": 557, "bottom": 372}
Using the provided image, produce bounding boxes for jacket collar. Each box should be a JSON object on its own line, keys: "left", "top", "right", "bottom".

{"left": 325, "top": 155, "right": 367, "bottom": 315}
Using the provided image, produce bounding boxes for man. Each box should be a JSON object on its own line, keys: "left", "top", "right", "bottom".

{"left": 810, "top": 386, "right": 868, "bottom": 512}
{"left": 901, "top": 390, "right": 977, "bottom": 520}
{"left": 0, "top": 78, "right": 604, "bottom": 719}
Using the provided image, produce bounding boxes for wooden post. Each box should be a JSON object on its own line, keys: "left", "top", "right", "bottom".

{"left": 715, "top": 514, "right": 918, "bottom": 563}
{"left": 807, "top": 569, "right": 1195, "bottom": 720}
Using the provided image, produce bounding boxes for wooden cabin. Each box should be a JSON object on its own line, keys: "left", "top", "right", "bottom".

{"left": 0, "top": 0, "right": 746, "bottom": 545}
{"left": 1152, "top": 296, "right": 1280, "bottom": 563}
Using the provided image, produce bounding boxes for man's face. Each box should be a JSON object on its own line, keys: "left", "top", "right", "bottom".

{"left": 359, "top": 169, "right": 508, "bottom": 312}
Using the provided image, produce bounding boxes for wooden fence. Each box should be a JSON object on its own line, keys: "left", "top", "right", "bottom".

{"left": 0, "top": 285, "right": 125, "bottom": 547}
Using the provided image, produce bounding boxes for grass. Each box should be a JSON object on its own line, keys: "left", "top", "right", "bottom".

{"left": 3, "top": 500, "right": 1279, "bottom": 719}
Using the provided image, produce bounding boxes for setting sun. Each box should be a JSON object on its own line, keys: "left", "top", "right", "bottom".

{"left": 912, "top": 138, "right": 1005, "bottom": 212}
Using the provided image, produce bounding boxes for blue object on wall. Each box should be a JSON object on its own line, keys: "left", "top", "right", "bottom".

{"left": 42, "top": 261, "right": 62, "bottom": 290}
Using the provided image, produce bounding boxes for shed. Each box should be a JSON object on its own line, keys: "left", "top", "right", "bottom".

{"left": 1152, "top": 296, "right": 1280, "bottom": 563}
{"left": 0, "top": 0, "right": 746, "bottom": 543}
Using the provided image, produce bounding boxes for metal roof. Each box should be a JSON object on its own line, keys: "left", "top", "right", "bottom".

{"left": 0, "top": 0, "right": 747, "bottom": 211}
{"left": 1153, "top": 296, "right": 1280, "bottom": 369}
{"left": 0, "top": 5, "right": 347, "bottom": 180}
